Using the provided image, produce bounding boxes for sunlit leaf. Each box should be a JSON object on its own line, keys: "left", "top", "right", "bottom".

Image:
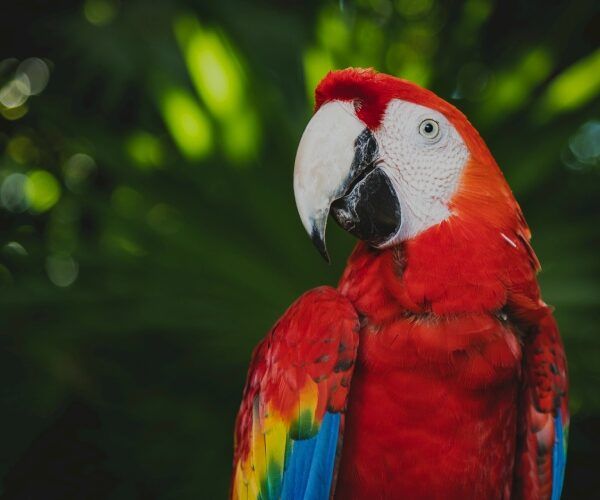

{"left": 157, "top": 86, "right": 213, "bottom": 160}
{"left": 535, "top": 49, "right": 600, "bottom": 120}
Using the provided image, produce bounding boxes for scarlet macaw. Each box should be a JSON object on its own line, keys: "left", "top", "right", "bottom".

{"left": 231, "top": 68, "right": 568, "bottom": 500}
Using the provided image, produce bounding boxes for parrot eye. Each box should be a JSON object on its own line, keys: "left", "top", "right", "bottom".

{"left": 419, "top": 119, "right": 440, "bottom": 140}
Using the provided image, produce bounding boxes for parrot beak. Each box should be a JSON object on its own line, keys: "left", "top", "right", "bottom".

{"left": 294, "top": 100, "right": 401, "bottom": 262}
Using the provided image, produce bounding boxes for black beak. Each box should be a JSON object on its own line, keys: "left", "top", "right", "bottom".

{"left": 330, "top": 166, "right": 401, "bottom": 246}
{"left": 310, "top": 128, "right": 400, "bottom": 256}
{"left": 311, "top": 224, "right": 331, "bottom": 263}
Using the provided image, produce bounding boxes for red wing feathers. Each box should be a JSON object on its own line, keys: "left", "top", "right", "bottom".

{"left": 512, "top": 305, "right": 569, "bottom": 500}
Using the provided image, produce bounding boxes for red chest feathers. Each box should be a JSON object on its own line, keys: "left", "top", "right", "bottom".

{"left": 335, "top": 313, "right": 523, "bottom": 500}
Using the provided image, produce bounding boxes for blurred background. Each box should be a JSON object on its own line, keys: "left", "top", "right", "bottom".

{"left": 0, "top": 0, "right": 598, "bottom": 498}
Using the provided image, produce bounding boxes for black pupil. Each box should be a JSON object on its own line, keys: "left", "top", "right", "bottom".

{"left": 424, "top": 122, "right": 434, "bottom": 133}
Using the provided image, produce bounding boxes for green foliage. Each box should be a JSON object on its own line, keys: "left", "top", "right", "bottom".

{"left": 0, "top": 0, "right": 598, "bottom": 498}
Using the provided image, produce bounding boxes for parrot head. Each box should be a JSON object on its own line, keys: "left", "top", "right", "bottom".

{"left": 294, "top": 68, "right": 517, "bottom": 262}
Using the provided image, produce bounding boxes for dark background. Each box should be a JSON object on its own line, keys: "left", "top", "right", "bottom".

{"left": 0, "top": 0, "right": 598, "bottom": 498}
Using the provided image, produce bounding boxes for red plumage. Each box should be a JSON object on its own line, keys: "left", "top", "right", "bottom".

{"left": 333, "top": 235, "right": 564, "bottom": 498}
{"left": 232, "top": 69, "right": 568, "bottom": 500}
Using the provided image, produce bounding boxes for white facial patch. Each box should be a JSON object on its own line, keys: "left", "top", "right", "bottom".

{"left": 374, "top": 99, "right": 469, "bottom": 245}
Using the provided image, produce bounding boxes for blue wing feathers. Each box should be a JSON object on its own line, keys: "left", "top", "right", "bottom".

{"left": 280, "top": 412, "right": 341, "bottom": 500}
{"left": 281, "top": 435, "right": 317, "bottom": 499}
{"left": 551, "top": 409, "right": 566, "bottom": 500}
{"left": 304, "top": 412, "right": 340, "bottom": 500}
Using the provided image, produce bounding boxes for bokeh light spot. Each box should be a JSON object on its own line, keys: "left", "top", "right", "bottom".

{"left": 562, "top": 120, "right": 600, "bottom": 171}
{"left": 175, "top": 16, "right": 246, "bottom": 120}
{"left": 126, "top": 131, "right": 165, "bottom": 169}
{"left": 1, "top": 173, "right": 29, "bottom": 213}
{"left": 3, "top": 241, "right": 28, "bottom": 257}
{"left": 186, "top": 30, "right": 243, "bottom": 119}
{"left": 158, "top": 87, "right": 213, "bottom": 160}
{"left": 0, "top": 74, "right": 30, "bottom": 109}
{"left": 25, "top": 170, "right": 62, "bottom": 213}
{"left": 46, "top": 253, "right": 78, "bottom": 287}
{"left": 7, "top": 135, "right": 39, "bottom": 164}
{"left": 536, "top": 49, "right": 600, "bottom": 120}
{"left": 83, "top": 0, "right": 117, "bottom": 26}
{"left": 0, "top": 57, "right": 50, "bottom": 113}
{"left": 17, "top": 58, "right": 50, "bottom": 95}
{"left": 1, "top": 103, "right": 28, "bottom": 120}
{"left": 64, "top": 153, "right": 96, "bottom": 192}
